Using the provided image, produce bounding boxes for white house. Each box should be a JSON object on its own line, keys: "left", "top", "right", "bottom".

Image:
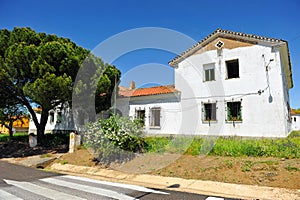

{"left": 117, "top": 28, "right": 293, "bottom": 137}
{"left": 291, "top": 109, "right": 300, "bottom": 131}
{"left": 28, "top": 103, "right": 75, "bottom": 134}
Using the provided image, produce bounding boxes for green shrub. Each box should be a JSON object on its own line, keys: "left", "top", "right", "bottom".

{"left": 83, "top": 114, "right": 145, "bottom": 164}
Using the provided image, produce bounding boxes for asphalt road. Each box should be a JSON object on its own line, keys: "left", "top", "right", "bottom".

{"left": 0, "top": 161, "right": 238, "bottom": 200}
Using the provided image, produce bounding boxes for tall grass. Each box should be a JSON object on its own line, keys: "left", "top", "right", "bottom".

{"left": 144, "top": 131, "right": 300, "bottom": 158}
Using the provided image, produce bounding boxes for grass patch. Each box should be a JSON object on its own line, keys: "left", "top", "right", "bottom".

{"left": 286, "top": 165, "right": 299, "bottom": 171}
{"left": 41, "top": 153, "right": 51, "bottom": 158}
{"left": 0, "top": 132, "right": 28, "bottom": 142}
{"left": 60, "top": 160, "right": 68, "bottom": 165}
{"left": 144, "top": 131, "right": 300, "bottom": 158}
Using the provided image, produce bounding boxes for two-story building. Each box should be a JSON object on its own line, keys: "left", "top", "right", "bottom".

{"left": 117, "top": 28, "right": 293, "bottom": 137}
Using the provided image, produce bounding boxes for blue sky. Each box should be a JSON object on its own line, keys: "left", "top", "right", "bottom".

{"left": 0, "top": 0, "right": 299, "bottom": 108}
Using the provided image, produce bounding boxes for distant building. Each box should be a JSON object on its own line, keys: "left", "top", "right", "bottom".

{"left": 291, "top": 109, "right": 300, "bottom": 131}
{"left": 28, "top": 104, "right": 75, "bottom": 134}
{"left": 0, "top": 116, "right": 29, "bottom": 134}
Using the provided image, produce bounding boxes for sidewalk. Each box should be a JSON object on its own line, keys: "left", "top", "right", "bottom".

{"left": 2, "top": 154, "right": 300, "bottom": 200}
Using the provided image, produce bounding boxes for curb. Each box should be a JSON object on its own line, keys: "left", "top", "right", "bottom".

{"left": 50, "top": 163, "right": 300, "bottom": 200}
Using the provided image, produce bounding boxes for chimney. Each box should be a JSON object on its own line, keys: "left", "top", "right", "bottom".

{"left": 129, "top": 81, "right": 135, "bottom": 90}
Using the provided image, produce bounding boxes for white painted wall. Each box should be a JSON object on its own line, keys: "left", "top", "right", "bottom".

{"left": 28, "top": 104, "right": 75, "bottom": 134}
{"left": 174, "top": 44, "right": 291, "bottom": 137}
{"left": 291, "top": 114, "right": 300, "bottom": 130}
{"left": 117, "top": 94, "right": 182, "bottom": 135}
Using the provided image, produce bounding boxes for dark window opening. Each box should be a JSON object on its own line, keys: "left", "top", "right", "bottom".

{"left": 226, "top": 59, "right": 239, "bottom": 79}
{"left": 49, "top": 112, "right": 54, "bottom": 124}
{"left": 294, "top": 117, "right": 297, "bottom": 122}
{"left": 57, "top": 111, "right": 62, "bottom": 123}
{"left": 204, "top": 103, "right": 216, "bottom": 121}
{"left": 136, "top": 110, "right": 145, "bottom": 126}
{"left": 227, "top": 102, "right": 242, "bottom": 121}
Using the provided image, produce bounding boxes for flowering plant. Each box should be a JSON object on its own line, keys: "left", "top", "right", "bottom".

{"left": 83, "top": 114, "right": 145, "bottom": 164}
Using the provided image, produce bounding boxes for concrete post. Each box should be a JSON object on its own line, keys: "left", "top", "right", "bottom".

{"left": 69, "top": 132, "right": 75, "bottom": 153}
{"left": 29, "top": 133, "right": 37, "bottom": 148}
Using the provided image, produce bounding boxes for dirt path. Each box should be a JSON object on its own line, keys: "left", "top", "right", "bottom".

{"left": 56, "top": 150, "right": 300, "bottom": 189}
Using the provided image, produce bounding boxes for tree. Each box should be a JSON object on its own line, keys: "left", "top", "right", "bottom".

{"left": 95, "top": 65, "right": 121, "bottom": 113}
{"left": 0, "top": 27, "right": 120, "bottom": 145}
{"left": 0, "top": 99, "right": 28, "bottom": 140}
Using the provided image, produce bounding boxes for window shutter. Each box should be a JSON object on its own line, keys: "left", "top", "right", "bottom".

{"left": 225, "top": 102, "right": 228, "bottom": 121}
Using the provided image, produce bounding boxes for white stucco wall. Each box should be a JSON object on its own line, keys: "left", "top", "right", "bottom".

{"left": 117, "top": 93, "right": 182, "bottom": 135}
{"left": 174, "top": 44, "right": 290, "bottom": 137}
{"left": 291, "top": 114, "right": 300, "bottom": 131}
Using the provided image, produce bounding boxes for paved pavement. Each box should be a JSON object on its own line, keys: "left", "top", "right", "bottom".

{"left": 1, "top": 154, "right": 300, "bottom": 200}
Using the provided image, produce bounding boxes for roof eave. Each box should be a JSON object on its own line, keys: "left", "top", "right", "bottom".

{"left": 169, "top": 28, "right": 288, "bottom": 67}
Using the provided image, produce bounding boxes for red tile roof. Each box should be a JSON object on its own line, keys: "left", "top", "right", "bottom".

{"left": 119, "top": 85, "right": 178, "bottom": 97}
{"left": 291, "top": 109, "right": 300, "bottom": 115}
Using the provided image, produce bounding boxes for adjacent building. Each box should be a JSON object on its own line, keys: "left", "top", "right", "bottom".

{"left": 291, "top": 109, "right": 300, "bottom": 131}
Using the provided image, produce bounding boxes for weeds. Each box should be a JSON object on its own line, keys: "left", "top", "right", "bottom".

{"left": 144, "top": 131, "right": 300, "bottom": 159}
{"left": 241, "top": 160, "right": 254, "bottom": 172}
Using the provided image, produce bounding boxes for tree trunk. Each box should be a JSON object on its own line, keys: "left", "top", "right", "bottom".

{"left": 8, "top": 126, "right": 13, "bottom": 140}
{"left": 37, "top": 110, "right": 49, "bottom": 146}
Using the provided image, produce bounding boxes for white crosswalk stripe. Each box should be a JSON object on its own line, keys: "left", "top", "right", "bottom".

{"left": 206, "top": 197, "right": 224, "bottom": 200}
{"left": 0, "top": 189, "right": 23, "bottom": 200}
{"left": 62, "top": 175, "right": 169, "bottom": 194}
{"left": 1, "top": 176, "right": 228, "bottom": 200}
{"left": 1, "top": 175, "right": 169, "bottom": 200}
{"left": 4, "top": 179, "right": 86, "bottom": 200}
{"left": 40, "top": 177, "right": 137, "bottom": 200}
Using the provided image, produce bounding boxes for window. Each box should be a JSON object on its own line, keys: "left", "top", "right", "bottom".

{"left": 135, "top": 109, "right": 145, "bottom": 126}
{"left": 294, "top": 117, "right": 297, "bottom": 122}
{"left": 150, "top": 107, "right": 161, "bottom": 128}
{"left": 203, "top": 103, "right": 217, "bottom": 121}
{"left": 56, "top": 111, "right": 62, "bottom": 123}
{"left": 49, "top": 112, "right": 54, "bottom": 124}
{"left": 227, "top": 102, "right": 242, "bottom": 121}
{"left": 226, "top": 59, "right": 239, "bottom": 79}
{"left": 203, "top": 64, "right": 215, "bottom": 82}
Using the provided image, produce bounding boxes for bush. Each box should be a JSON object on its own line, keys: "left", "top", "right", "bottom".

{"left": 83, "top": 114, "right": 145, "bottom": 164}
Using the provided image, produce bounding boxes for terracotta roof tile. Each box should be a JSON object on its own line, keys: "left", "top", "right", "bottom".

{"left": 118, "top": 85, "right": 178, "bottom": 97}
{"left": 291, "top": 109, "right": 300, "bottom": 115}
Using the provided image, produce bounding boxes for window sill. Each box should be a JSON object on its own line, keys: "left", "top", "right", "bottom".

{"left": 203, "top": 80, "right": 216, "bottom": 82}
{"left": 202, "top": 120, "right": 217, "bottom": 123}
{"left": 150, "top": 126, "right": 161, "bottom": 130}
{"left": 226, "top": 120, "right": 242, "bottom": 123}
{"left": 225, "top": 77, "right": 240, "bottom": 80}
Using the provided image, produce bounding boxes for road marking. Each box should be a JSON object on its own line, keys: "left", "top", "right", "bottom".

{"left": 4, "top": 179, "right": 86, "bottom": 200}
{"left": 206, "top": 197, "right": 224, "bottom": 200}
{"left": 0, "top": 189, "right": 23, "bottom": 200}
{"left": 63, "top": 175, "right": 169, "bottom": 195}
{"left": 41, "top": 177, "right": 138, "bottom": 200}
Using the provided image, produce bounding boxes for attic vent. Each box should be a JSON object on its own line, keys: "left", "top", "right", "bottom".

{"left": 215, "top": 40, "right": 224, "bottom": 49}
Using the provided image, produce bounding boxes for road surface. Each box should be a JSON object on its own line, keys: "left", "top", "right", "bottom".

{"left": 0, "top": 161, "right": 238, "bottom": 200}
